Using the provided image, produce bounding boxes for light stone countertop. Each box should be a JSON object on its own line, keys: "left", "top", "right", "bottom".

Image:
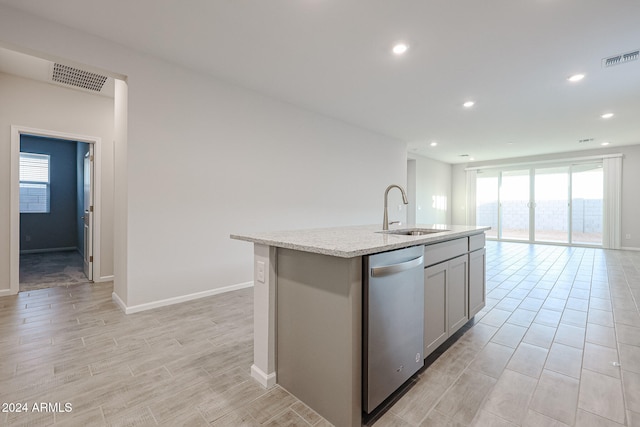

{"left": 230, "top": 224, "right": 490, "bottom": 258}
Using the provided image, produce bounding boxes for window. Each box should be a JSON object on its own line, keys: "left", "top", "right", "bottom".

{"left": 19, "top": 152, "right": 50, "bottom": 213}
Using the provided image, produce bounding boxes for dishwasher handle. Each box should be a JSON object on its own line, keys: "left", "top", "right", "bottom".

{"left": 370, "top": 255, "right": 424, "bottom": 277}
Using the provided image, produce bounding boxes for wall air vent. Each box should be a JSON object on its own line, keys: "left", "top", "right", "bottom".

{"left": 52, "top": 63, "right": 107, "bottom": 92}
{"left": 602, "top": 50, "right": 639, "bottom": 68}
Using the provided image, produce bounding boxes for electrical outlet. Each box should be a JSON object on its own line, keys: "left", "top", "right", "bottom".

{"left": 257, "top": 261, "right": 265, "bottom": 283}
{"left": 626, "top": 234, "right": 632, "bottom": 240}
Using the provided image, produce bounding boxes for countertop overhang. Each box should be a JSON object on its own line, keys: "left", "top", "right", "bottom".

{"left": 231, "top": 224, "right": 490, "bottom": 258}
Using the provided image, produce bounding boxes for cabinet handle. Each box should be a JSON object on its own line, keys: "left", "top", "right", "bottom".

{"left": 371, "top": 256, "right": 424, "bottom": 277}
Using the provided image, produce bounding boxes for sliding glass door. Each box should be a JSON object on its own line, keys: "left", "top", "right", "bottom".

{"left": 572, "top": 164, "right": 603, "bottom": 245}
{"left": 475, "top": 162, "right": 603, "bottom": 246}
{"left": 534, "top": 167, "right": 569, "bottom": 243}
{"left": 476, "top": 170, "right": 499, "bottom": 239}
{"left": 500, "top": 170, "right": 530, "bottom": 241}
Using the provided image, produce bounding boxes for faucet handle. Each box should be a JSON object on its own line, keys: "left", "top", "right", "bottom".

{"left": 388, "top": 221, "right": 402, "bottom": 226}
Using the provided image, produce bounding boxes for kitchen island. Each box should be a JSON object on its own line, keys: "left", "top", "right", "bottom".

{"left": 231, "top": 224, "right": 489, "bottom": 427}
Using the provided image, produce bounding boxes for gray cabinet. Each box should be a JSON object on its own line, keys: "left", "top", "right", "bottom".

{"left": 468, "top": 248, "right": 486, "bottom": 318}
{"left": 424, "top": 262, "right": 447, "bottom": 356}
{"left": 423, "top": 254, "right": 469, "bottom": 357}
{"left": 448, "top": 254, "right": 469, "bottom": 334}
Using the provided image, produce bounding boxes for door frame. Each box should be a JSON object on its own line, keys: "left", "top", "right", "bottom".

{"left": 10, "top": 125, "right": 102, "bottom": 295}
{"left": 83, "top": 148, "right": 94, "bottom": 281}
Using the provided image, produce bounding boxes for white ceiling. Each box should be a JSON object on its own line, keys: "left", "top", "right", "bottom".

{"left": 1, "top": 0, "right": 639, "bottom": 163}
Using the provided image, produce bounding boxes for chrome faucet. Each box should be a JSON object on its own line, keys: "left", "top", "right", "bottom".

{"left": 383, "top": 184, "right": 409, "bottom": 230}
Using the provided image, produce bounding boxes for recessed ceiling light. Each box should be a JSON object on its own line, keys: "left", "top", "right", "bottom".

{"left": 601, "top": 113, "right": 614, "bottom": 119}
{"left": 469, "top": 157, "right": 475, "bottom": 161}
{"left": 601, "top": 142, "right": 610, "bottom": 146}
{"left": 430, "top": 142, "right": 438, "bottom": 147}
{"left": 463, "top": 101, "right": 475, "bottom": 108}
{"left": 568, "top": 74, "right": 585, "bottom": 82}
{"left": 392, "top": 43, "right": 409, "bottom": 55}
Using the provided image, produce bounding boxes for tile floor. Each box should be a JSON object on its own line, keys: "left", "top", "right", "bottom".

{"left": 19, "top": 251, "right": 90, "bottom": 292}
{"left": 1, "top": 241, "right": 639, "bottom": 426}
{"left": 380, "top": 241, "right": 640, "bottom": 427}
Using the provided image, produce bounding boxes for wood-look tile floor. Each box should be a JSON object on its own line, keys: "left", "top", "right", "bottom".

{"left": 0, "top": 283, "right": 328, "bottom": 426}
{"left": 1, "top": 241, "right": 639, "bottom": 426}
{"left": 379, "top": 242, "right": 640, "bottom": 427}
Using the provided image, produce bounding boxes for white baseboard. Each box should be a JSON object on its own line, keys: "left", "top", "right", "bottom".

{"left": 112, "top": 281, "right": 254, "bottom": 314}
{"left": 251, "top": 364, "right": 277, "bottom": 389}
{"left": 0, "top": 288, "right": 15, "bottom": 297}
{"left": 96, "top": 275, "right": 114, "bottom": 283}
{"left": 111, "top": 291, "right": 127, "bottom": 313}
{"left": 621, "top": 246, "right": 640, "bottom": 251}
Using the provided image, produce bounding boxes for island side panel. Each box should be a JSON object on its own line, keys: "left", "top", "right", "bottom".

{"left": 252, "top": 244, "right": 277, "bottom": 388}
{"left": 277, "top": 248, "right": 362, "bottom": 427}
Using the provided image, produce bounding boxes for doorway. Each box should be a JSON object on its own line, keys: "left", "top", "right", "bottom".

{"left": 18, "top": 134, "right": 93, "bottom": 291}
{"left": 10, "top": 126, "right": 103, "bottom": 294}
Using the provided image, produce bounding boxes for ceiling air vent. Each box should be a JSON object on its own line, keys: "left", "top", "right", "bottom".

{"left": 52, "top": 63, "right": 107, "bottom": 92}
{"left": 602, "top": 49, "right": 639, "bottom": 68}
{"left": 578, "top": 138, "right": 594, "bottom": 144}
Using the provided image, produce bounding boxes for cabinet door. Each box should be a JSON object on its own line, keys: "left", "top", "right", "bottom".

{"left": 424, "top": 262, "right": 448, "bottom": 357}
{"left": 469, "top": 248, "right": 486, "bottom": 318}
{"left": 447, "top": 255, "right": 469, "bottom": 335}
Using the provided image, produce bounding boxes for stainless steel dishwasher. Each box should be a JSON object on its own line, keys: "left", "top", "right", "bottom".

{"left": 363, "top": 245, "right": 425, "bottom": 413}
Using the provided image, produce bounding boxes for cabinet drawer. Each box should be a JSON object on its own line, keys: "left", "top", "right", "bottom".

{"left": 469, "top": 233, "right": 486, "bottom": 252}
{"left": 424, "top": 237, "right": 468, "bottom": 267}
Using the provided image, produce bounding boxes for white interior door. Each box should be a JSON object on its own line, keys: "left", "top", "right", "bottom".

{"left": 83, "top": 147, "right": 94, "bottom": 280}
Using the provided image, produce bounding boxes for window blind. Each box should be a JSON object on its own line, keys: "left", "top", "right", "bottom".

{"left": 19, "top": 152, "right": 50, "bottom": 213}
{"left": 20, "top": 153, "right": 49, "bottom": 182}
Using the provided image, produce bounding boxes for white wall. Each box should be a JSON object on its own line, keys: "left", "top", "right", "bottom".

{"left": 0, "top": 72, "right": 115, "bottom": 291}
{"left": 408, "top": 153, "right": 452, "bottom": 225}
{"left": 0, "top": 6, "right": 407, "bottom": 308}
{"left": 113, "top": 79, "right": 128, "bottom": 303}
{"left": 451, "top": 145, "right": 640, "bottom": 249}
{"left": 451, "top": 163, "right": 468, "bottom": 226}
{"left": 125, "top": 62, "right": 406, "bottom": 306}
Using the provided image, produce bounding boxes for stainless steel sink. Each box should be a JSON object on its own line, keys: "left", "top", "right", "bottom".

{"left": 378, "top": 228, "right": 450, "bottom": 236}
